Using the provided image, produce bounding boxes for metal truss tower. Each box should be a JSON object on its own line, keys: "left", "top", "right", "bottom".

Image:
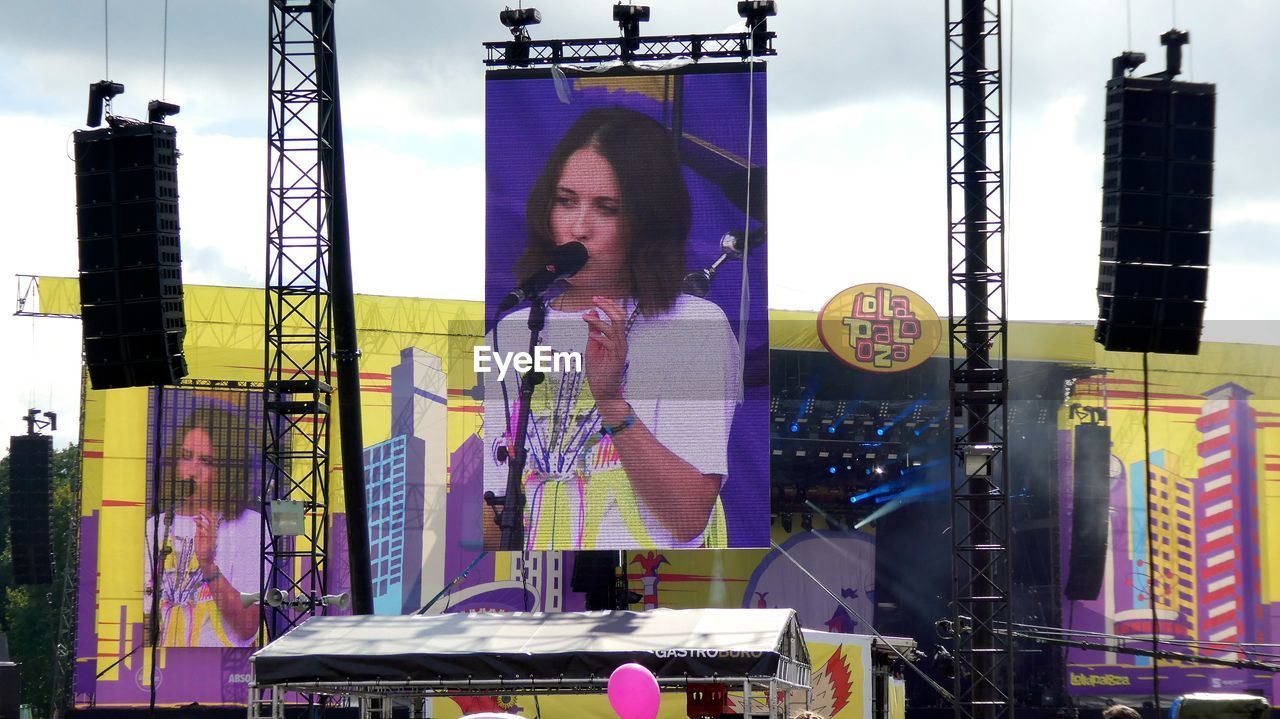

{"left": 262, "top": 0, "right": 337, "bottom": 640}
{"left": 945, "top": 1, "right": 1012, "bottom": 719}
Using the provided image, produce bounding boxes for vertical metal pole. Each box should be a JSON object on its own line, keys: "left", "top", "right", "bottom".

{"left": 147, "top": 386, "right": 165, "bottom": 715}
{"left": 314, "top": 0, "right": 373, "bottom": 616}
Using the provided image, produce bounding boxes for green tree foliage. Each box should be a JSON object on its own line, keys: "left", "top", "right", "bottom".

{"left": 0, "top": 442, "right": 81, "bottom": 718}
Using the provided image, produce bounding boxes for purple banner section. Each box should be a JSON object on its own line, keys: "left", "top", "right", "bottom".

{"left": 73, "top": 513, "right": 100, "bottom": 704}
{"left": 1060, "top": 380, "right": 1280, "bottom": 703}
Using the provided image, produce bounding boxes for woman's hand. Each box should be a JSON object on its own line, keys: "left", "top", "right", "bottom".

{"left": 583, "top": 296, "right": 627, "bottom": 409}
{"left": 194, "top": 510, "right": 219, "bottom": 575}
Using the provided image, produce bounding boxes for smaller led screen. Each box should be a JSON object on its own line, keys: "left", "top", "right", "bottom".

{"left": 143, "top": 388, "right": 264, "bottom": 648}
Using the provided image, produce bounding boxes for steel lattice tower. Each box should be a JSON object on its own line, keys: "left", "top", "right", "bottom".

{"left": 261, "top": 0, "right": 338, "bottom": 640}
{"left": 945, "top": 1, "right": 1013, "bottom": 719}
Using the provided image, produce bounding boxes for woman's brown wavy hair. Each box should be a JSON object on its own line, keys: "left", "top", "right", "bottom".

{"left": 517, "top": 107, "right": 691, "bottom": 315}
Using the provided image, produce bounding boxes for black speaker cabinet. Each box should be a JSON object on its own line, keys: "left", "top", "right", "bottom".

{"left": 1064, "top": 423, "right": 1111, "bottom": 601}
{"left": 1096, "top": 76, "right": 1215, "bottom": 355}
{"left": 8, "top": 434, "right": 53, "bottom": 586}
{"left": 74, "top": 121, "right": 187, "bottom": 389}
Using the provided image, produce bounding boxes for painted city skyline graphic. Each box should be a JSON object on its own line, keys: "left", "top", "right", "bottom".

{"left": 1063, "top": 377, "right": 1280, "bottom": 701}
{"left": 365, "top": 347, "right": 448, "bottom": 615}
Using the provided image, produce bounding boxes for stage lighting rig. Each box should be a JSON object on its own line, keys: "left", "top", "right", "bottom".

{"left": 499, "top": 7, "right": 541, "bottom": 66}
{"left": 614, "top": 3, "right": 650, "bottom": 60}
{"left": 737, "top": 0, "right": 776, "bottom": 56}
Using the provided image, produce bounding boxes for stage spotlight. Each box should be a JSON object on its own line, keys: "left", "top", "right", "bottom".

{"left": 780, "top": 513, "right": 793, "bottom": 533}
{"left": 790, "top": 423, "right": 799, "bottom": 433}
{"left": 737, "top": 1, "right": 777, "bottom": 16}
{"left": 614, "top": 3, "right": 650, "bottom": 56}
{"left": 239, "top": 592, "right": 261, "bottom": 608}
{"left": 827, "top": 465, "right": 838, "bottom": 475}
{"left": 499, "top": 7, "right": 541, "bottom": 29}
{"left": 264, "top": 588, "right": 286, "bottom": 609}
{"left": 737, "top": 1, "right": 777, "bottom": 24}
{"left": 801, "top": 513, "right": 813, "bottom": 532}
{"left": 499, "top": 7, "right": 541, "bottom": 65}
{"left": 613, "top": 3, "right": 651, "bottom": 26}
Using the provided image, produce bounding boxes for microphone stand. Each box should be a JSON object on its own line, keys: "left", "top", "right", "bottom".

{"left": 681, "top": 228, "right": 767, "bottom": 298}
{"left": 492, "top": 293, "right": 548, "bottom": 551}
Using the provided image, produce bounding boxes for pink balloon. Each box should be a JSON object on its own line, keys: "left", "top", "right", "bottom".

{"left": 607, "top": 663, "right": 660, "bottom": 719}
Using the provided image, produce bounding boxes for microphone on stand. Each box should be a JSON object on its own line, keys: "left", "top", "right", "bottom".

{"left": 491, "top": 243, "right": 589, "bottom": 551}
{"left": 683, "top": 228, "right": 767, "bottom": 297}
{"left": 497, "top": 241, "right": 589, "bottom": 313}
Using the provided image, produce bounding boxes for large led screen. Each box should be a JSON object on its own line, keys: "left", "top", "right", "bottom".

{"left": 483, "top": 65, "right": 770, "bottom": 550}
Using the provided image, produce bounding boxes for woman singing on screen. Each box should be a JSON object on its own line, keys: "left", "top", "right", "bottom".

{"left": 485, "top": 106, "right": 740, "bottom": 550}
{"left": 145, "top": 405, "right": 261, "bottom": 647}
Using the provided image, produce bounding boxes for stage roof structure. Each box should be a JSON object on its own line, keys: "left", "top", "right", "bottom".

{"left": 250, "top": 608, "right": 811, "bottom": 698}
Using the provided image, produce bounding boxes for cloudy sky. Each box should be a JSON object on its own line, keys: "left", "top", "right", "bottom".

{"left": 2, "top": 0, "right": 1277, "bottom": 446}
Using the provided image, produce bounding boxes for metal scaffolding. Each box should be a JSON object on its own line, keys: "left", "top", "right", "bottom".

{"left": 262, "top": 0, "right": 336, "bottom": 641}
{"left": 944, "top": 1, "right": 1012, "bottom": 719}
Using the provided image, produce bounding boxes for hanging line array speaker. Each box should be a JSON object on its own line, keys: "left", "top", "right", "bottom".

{"left": 1095, "top": 74, "right": 1215, "bottom": 355}
{"left": 74, "top": 120, "right": 188, "bottom": 389}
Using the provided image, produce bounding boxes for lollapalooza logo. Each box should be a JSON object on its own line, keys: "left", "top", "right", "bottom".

{"left": 817, "top": 284, "right": 941, "bottom": 373}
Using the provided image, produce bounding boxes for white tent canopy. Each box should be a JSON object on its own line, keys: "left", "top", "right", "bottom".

{"left": 249, "top": 608, "right": 812, "bottom": 719}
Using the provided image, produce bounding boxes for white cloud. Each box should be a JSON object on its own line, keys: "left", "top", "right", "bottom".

{"left": 769, "top": 97, "right": 946, "bottom": 312}
{"left": 344, "top": 139, "right": 484, "bottom": 300}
